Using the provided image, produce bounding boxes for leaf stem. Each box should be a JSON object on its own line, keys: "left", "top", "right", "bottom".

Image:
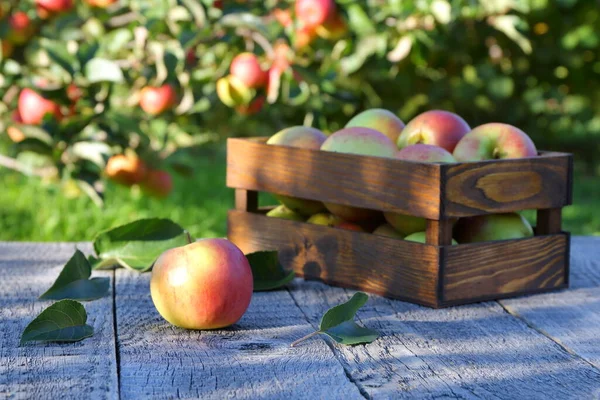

{"left": 185, "top": 230, "right": 193, "bottom": 244}
{"left": 290, "top": 330, "right": 320, "bottom": 347}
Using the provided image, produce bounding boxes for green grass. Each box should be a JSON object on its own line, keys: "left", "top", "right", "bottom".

{"left": 0, "top": 144, "right": 598, "bottom": 241}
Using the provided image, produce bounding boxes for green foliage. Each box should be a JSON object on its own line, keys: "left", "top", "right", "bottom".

{"left": 20, "top": 300, "right": 94, "bottom": 345}
{"left": 246, "top": 250, "right": 295, "bottom": 291}
{"left": 39, "top": 249, "right": 110, "bottom": 301}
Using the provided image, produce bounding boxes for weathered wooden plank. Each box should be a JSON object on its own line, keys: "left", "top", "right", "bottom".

{"left": 287, "top": 279, "right": 600, "bottom": 399}
{"left": 227, "top": 137, "right": 443, "bottom": 219}
{"left": 500, "top": 236, "right": 600, "bottom": 369}
{"left": 0, "top": 243, "right": 118, "bottom": 400}
{"left": 442, "top": 234, "right": 568, "bottom": 305}
{"left": 114, "top": 268, "right": 366, "bottom": 399}
{"left": 443, "top": 152, "right": 571, "bottom": 217}
{"left": 228, "top": 210, "right": 440, "bottom": 307}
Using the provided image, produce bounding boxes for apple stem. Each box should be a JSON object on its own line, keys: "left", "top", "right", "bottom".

{"left": 185, "top": 230, "right": 193, "bottom": 244}
{"left": 290, "top": 330, "right": 320, "bottom": 347}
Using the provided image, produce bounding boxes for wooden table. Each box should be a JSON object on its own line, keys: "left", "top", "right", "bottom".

{"left": 1, "top": 238, "right": 600, "bottom": 399}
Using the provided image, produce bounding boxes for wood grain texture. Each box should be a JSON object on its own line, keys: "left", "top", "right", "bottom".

{"left": 287, "top": 280, "right": 600, "bottom": 399}
{"left": 500, "top": 236, "right": 600, "bottom": 370}
{"left": 443, "top": 234, "right": 568, "bottom": 304}
{"left": 227, "top": 137, "right": 443, "bottom": 219}
{"left": 0, "top": 243, "right": 118, "bottom": 400}
{"left": 443, "top": 152, "right": 571, "bottom": 217}
{"left": 114, "top": 269, "right": 366, "bottom": 400}
{"left": 426, "top": 219, "right": 453, "bottom": 246}
{"left": 228, "top": 210, "right": 440, "bottom": 307}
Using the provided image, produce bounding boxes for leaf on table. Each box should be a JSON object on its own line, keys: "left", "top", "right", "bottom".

{"left": 246, "top": 250, "right": 295, "bottom": 291}
{"left": 20, "top": 300, "right": 94, "bottom": 345}
{"left": 291, "top": 292, "right": 379, "bottom": 347}
{"left": 93, "top": 218, "right": 191, "bottom": 272}
{"left": 40, "top": 249, "right": 110, "bottom": 301}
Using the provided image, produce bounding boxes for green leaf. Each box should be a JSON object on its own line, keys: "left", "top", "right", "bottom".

{"left": 319, "top": 292, "right": 369, "bottom": 331}
{"left": 291, "top": 292, "right": 379, "bottom": 347}
{"left": 93, "top": 218, "right": 191, "bottom": 272}
{"left": 246, "top": 250, "right": 295, "bottom": 291}
{"left": 12, "top": 125, "right": 54, "bottom": 146}
{"left": 85, "top": 58, "right": 124, "bottom": 83}
{"left": 20, "top": 300, "right": 94, "bottom": 345}
{"left": 321, "top": 320, "right": 380, "bottom": 345}
{"left": 181, "top": 0, "right": 206, "bottom": 27}
{"left": 40, "top": 249, "right": 110, "bottom": 301}
{"left": 44, "top": 42, "right": 78, "bottom": 75}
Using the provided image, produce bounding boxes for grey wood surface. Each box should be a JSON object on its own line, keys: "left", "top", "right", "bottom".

{"left": 1, "top": 238, "right": 599, "bottom": 400}
{"left": 0, "top": 243, "right": 118, "bottom": 400}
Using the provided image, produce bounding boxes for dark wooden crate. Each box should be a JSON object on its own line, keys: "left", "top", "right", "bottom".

{"left": 226, "top": 137, "right": 573, "bottom": 307}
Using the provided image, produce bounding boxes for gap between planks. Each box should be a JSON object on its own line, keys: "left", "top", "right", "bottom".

{"left": 111, "top": 268, "right": 122, "bottom": 400}
{"left": 284, "top": 287, "right": 372, "bottom": 400}
{"left": 496, "top": 300, "right": 600, "bottom": 372}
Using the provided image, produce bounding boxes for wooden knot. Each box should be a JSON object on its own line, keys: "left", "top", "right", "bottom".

{"left": 475, "top": 171, "right": 542, "bottom": 203}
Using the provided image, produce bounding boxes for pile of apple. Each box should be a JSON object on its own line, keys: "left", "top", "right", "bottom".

{"left": 264, "top": 109, "right": 537, "bottom": 244}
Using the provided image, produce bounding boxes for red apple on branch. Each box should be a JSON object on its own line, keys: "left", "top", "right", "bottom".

{"left": 36, "top": 0, "right": 73, "bottom": 14}
{"left": 230, "top": 53, "right": 267, "bottom": 89}
{"left": 295, "top": 0, "right": 334, "bottom": 29}
{"left": 18, "top": 88, "right": 63, "bottom": 125}
{"left": 139, "top": 85, "right": 177, "bottom": 115}
{"left": 452, "top": 123, "right": 538, "bottom": 161}
{"left": 397, "top": 110, "right": 471, "bottom": 153}
{"left": 151, "top": 238, "right": 253, "bottom": 330}
{"left": 7, "top": 12, "right": 34, "bottom": 45}
{"left": 105, "top": 154, "right": 148, "bottom": 186}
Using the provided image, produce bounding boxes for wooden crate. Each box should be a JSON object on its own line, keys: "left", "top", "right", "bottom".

{"left": 226, "top": 137, "right": 573, "bottom": 308}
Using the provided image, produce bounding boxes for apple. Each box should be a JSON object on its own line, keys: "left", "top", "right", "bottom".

{"left": 8, "top": 12, "right": 34, "bottom": 45}
{"left": 105, "top": 154, "right": 148, "bottom": 186}
{"left": 230, "top": 53, "right": 267, "bottom": 89}
{"left": 397, "top": 110, "right": 471, "bottom": 153}
{"left": 295, "top": 0, "right": 333, "bottom": 29}
{"left": 372, "top": 223, "right": 404, "bottom": 239}
{"left": 307, "top": 213, "right": 343, "bottom": 227}
{"left": 453, "top": 123, "right": 538, "bottom": 162}
{"left": 336, "top": 221, "right": 365, "bottom": 232}
{"left": 141, "top": 170, "right": 173, "bottom": 198}
{"left": 139, "top": 85, "right": 177, "bottom": 115}
{"left": 7, "top": 110, "right": 25, "bottom": 143}
{"left": 396, "top": 144, "right": 456, "bottom": 163}
{"left": 295, "top": 25, "right": 318, "bottom": 49}
{"left": 36, "top": 0, "right": 73, "bottom": 13}
{"left": 383, "top": 213, "right": 426, "bottom": 237}
{"left": 266, "top": 205, "right": 305, "bottom": 221}
{"left": 217, "top": 75, "right": 254, "bottom": 107}
{"left": 86, "top": 0, "right": 118, "bottom": 7}
{"left": 453, "top": 213, "right": 534, "bottom": 243}
{"left": 320, "top": 127, "right": 396, "bottom": 221}
{"left": 236, "top": 96, "right": 265, "bottom": 115}
{"left": 18, "top": 88, "right": 62, "bottom": 125}
{"left": 1, "top": 40, "right": 14, "bottom": 58}
{"left": 151, "top": 238, "right": 253, "bottom": 330}
{"left": 316, "top": 12, "right": 348, "bottom": 40}
{"left": 272, "top": 8, "right": 292, "bottom": 28}
{"left": 404, "top": 231, "right": 458, "bottom": 245}
{"left": 345, "top": 109, "right": 405, "bottom": 144}
{"left": 267, "top": 126, "right": 327, "bottom": 216}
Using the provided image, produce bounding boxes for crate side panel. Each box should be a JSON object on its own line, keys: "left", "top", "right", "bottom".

{"left": 227, "top": 138, "right": 442, "bottom": 219}
{"left": 228, "top": 210, "right": 440, "bottom": 306}
{"left": 443, "top": 154, "right": 570, "bottom": 217}
{"left": 442, "top": 234, "right": 568, "bottom": 303}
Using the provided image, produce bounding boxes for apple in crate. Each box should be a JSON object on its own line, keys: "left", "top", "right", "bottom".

{"left": 267, "top": 126, "right": 328, "bottom": 216}
{"left": 404, "top": 231, "right": 458, "bottom": 245}
{"left": 453, "top": 123, "right": 537, "bottom": 161}
{"left": 150, "top": 239, "right": 253, "bottom": 330}
{"left": 345, "top": 108, "right": 405, "bottom": 144}
{"left": 320, "top": 127, "right": 397, "bottom": 222}
{"left": 372, "top": 223, "right": 404, "bottom": 239}
{"left": 453, "top": 213, "right": 534, "bottom": 243}
{"left": 384, "top": 144, "right": 455, "bottom": 236}
{"left": 397, "top": 110, "right": 471, "bottom": 152}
